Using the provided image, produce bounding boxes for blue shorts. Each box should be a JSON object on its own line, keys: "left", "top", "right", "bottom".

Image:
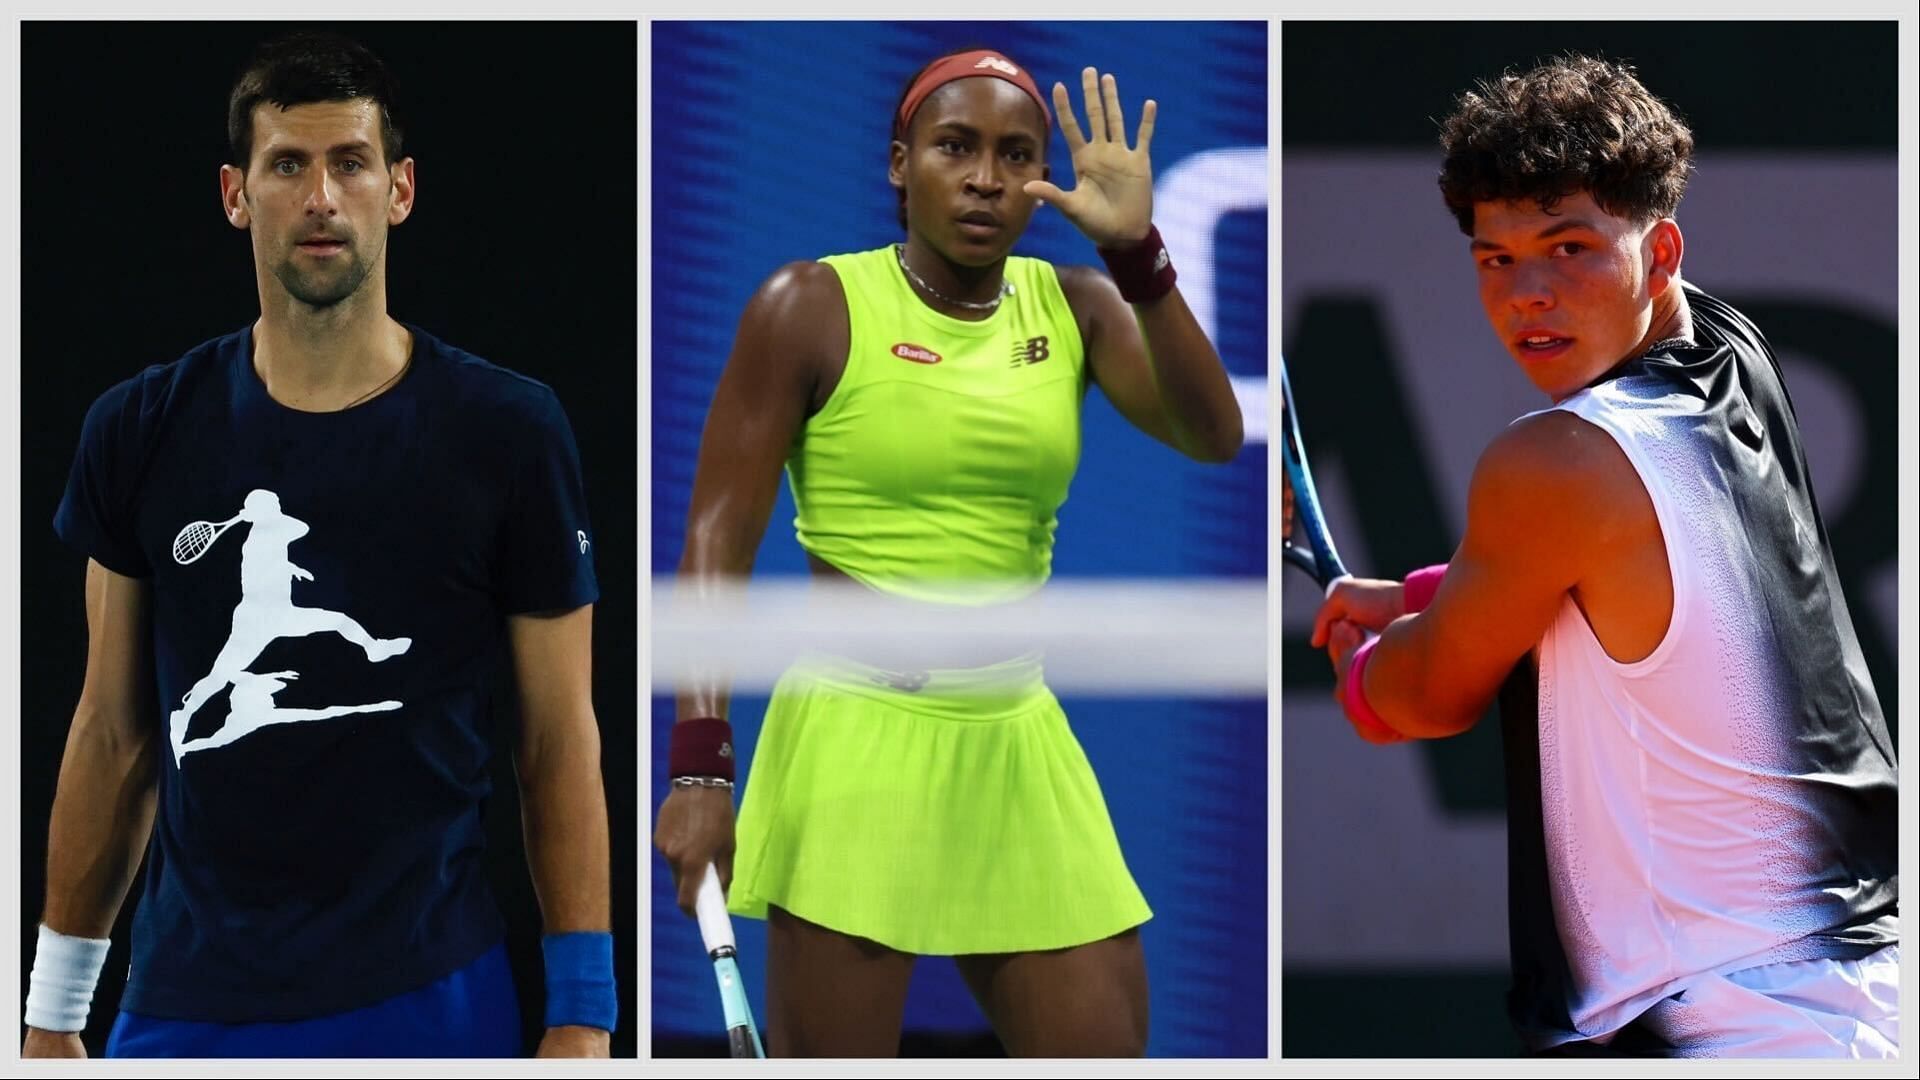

{"left": 106, "top": 942, "right": 522, "bottom": 1058}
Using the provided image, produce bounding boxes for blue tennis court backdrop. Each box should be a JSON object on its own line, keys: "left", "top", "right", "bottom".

{"left": 650, "top": 22, "right": 1268, "bottom": 1057}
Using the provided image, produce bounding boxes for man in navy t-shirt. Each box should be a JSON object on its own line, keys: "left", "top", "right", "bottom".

{"left": 22, "top": 31, "right": 616, "bottom": 1058}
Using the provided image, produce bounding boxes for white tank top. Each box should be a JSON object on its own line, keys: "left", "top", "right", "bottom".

{"left": 1533, "top": 377, "right": 1862, "bottom": 1039}
{"left": 1498, "top": 288, "right": 1894, "bottom": 1053}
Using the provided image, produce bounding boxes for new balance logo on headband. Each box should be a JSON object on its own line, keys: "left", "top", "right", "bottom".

{"left": 974, "top": 56, "right": 1020, "bottom": 76}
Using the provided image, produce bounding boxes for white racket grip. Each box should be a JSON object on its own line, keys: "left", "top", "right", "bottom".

{"left": 694, "top": 864, "right": 735, "bottom": 954}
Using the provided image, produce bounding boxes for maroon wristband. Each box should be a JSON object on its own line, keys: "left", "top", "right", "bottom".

{"left": 1098, "top": 223, "right": 1177, "bottom": 305}
{"left": 1402, "top": 563, "right": 1449, "bottom": 615}
{"left": 1342, "top": 638, "right": 1409, "bottom": 745}
{"left": 668, "top": 717, "right": 736, "bottom": 782}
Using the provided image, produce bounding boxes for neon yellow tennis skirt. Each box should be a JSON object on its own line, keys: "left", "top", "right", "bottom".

{"left": 728, "top": 652, "right": 1152, "bottom": 955}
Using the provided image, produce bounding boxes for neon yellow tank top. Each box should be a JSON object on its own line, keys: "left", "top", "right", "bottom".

{"left": 790, "top": 246, "right": 1087, "bottom": 605}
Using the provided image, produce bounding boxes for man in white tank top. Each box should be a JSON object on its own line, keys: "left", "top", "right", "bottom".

{"left": 1305, "top": 55, "right": 1899, "bottom": 1057}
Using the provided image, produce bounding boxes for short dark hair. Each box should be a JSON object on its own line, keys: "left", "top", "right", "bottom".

{"left": 227, "top": 31, "right": 403, "bottom": 169}
{"left": 1437, "top": 54, "right": 1694, "bottom": 235}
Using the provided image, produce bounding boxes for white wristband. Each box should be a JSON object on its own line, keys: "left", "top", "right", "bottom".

{"left": 25, "top": 924, "right": 110, "bottom": 1033}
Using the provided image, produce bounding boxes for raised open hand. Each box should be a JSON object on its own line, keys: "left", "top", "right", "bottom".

{"left": 1024, "top": 67, "right": 1156, "bottom": 249}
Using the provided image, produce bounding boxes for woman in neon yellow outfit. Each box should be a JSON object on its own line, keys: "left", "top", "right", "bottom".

{"left": 654, "top": 49, "right": 1244, "bottom": 1057}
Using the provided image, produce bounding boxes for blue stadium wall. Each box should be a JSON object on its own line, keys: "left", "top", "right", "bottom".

{"left": 650, "top": 21, "right": 1271, "bottom": 1057}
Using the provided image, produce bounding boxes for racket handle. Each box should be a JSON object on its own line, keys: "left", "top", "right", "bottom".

{"left": 694, "top": 864, "right": 734, "bottom": 955}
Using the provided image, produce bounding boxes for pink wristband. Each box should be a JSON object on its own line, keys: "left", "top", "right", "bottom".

{"left": 1403, "top": 563, "right": 1448, "bottom": 615}
{"left": 1342, "top": 637, "right": 1409, "bottom": 745}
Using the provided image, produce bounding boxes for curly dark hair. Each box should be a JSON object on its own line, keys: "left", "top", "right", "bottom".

{"left": 1437, "top": 54, "right": 1694, "bottom": 235}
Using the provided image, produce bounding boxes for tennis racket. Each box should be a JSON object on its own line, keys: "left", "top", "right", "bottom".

{"left": 1280, "top": 357, "right": 1351, "bottom": 590}
{"left": 171, "top": 514, "right": 243, "bottom": 565}
{"left": 694, "top": 864, "right": 765, "bottom": 1058}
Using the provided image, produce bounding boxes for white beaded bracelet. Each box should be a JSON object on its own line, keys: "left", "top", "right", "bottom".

{"left": 671, "top": 775, "right": 734, "bottom": 790}
{"left": 24, "top": 924, "right": 110, "bottom": 1033}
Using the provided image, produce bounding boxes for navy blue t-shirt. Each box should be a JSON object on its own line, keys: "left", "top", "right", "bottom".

{"left": 53, "top": 324, "right": 598, "bottom": 1023}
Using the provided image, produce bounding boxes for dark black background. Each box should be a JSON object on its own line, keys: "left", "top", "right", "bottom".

{"left": 19, "top": 22, "right": 637, "bottom": 1057}
{"left": 1284, "top": 21, "right": 1899, "bottom": 149}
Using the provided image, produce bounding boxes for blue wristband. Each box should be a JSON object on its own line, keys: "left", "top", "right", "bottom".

{"left": 542, "top": 931, "right": 617, "bottom": 1032}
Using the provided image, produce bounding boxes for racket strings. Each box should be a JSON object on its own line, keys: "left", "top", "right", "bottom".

{"left": 172, "top": 522, "right": 218, "bottom": 564}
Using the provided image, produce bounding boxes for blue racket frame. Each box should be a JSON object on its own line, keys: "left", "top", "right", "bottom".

{"left": 1280, "top": 358, "right": 1350, "bottom": 588}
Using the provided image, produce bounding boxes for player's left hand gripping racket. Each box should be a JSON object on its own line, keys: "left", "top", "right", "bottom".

{"left": 694, "top": 864, "right": 765, "bottom": 1058}
{"left": 1280, "top": 357, "right": 1351, "bottom": 591}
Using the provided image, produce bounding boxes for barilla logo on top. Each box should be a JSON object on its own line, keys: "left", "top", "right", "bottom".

{"left": 975, "top": 56, "right": 1020, "bottom": 76}
{"left": 892, "top": 342, "right": 943, "bottom": 365}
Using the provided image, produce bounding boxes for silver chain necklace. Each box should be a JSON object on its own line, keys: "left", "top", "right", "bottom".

{"left": 895, "top": 244, "right": 1011, "bottom": 312}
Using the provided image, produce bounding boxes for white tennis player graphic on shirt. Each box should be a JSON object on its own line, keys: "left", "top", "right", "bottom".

{"left": 168, "top": 488, "right": 411, "bottom": 763}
